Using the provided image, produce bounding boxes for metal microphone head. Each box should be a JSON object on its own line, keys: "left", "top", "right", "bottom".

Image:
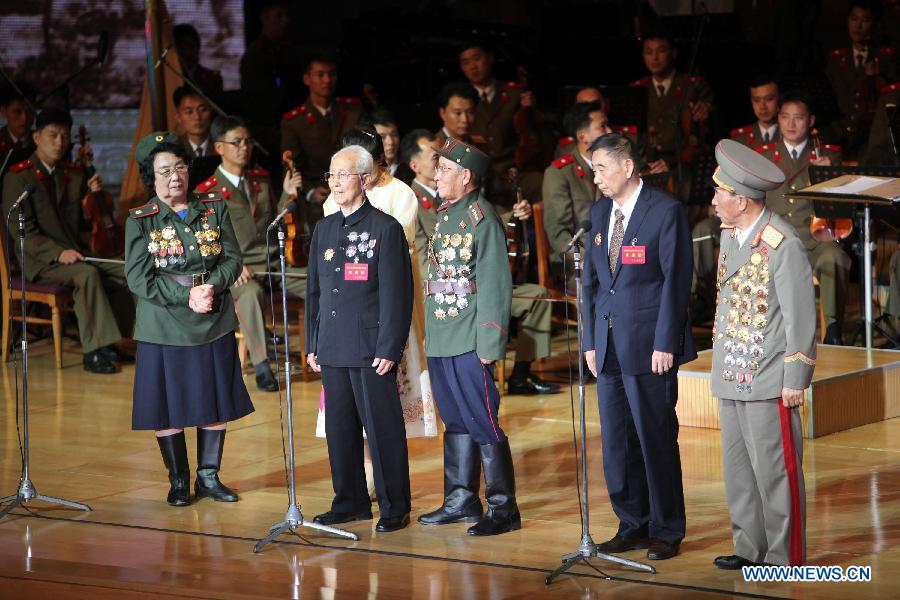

{"left": 24, "top": 183, "right": 36, "bottom": 195}
{"left": 578, "top": 219, "right": 592, "bottom": 233}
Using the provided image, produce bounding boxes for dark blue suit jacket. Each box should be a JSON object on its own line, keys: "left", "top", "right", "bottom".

{"left": 582, "top": 183, "right": 696, "bottom": 375}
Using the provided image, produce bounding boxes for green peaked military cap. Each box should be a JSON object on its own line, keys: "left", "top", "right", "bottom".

{"left": 712, "top": 139, "right": 785, "bottom": 200}
{"left": 135, "top": 131, "right": 182, "bottom": 165}
{"left": 433, "top": 136, "right": 491, "bottom": 178}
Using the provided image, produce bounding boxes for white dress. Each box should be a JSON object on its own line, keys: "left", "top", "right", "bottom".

{"left": 315, "top": 173, "right": 438, "bottom": 438}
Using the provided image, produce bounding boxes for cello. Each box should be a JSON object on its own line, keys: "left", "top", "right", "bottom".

{"left": 78, "top": 125, "right": 123, "bottom": 257}
{"left": 281, "top": 150, "right": 310, "bottom": 267}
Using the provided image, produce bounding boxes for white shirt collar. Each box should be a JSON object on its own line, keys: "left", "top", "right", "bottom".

{"left": 191, "top": 138, "right": 210, "bottom": 155}
{"left": 473, "top": 80, "right": 497, "bottom": 104}
{"left": 736, "top": 209, "right": 766, "bottom": 247}
{"left": 579, "top": 153, "right": 593, "bottom": 168}
{"left": 388, "top": 162, "right": 398, "bottom": 176}
{"left": 415, "top": 180, "right": 437, "bottom": 198}
{"left": 783, "top": 139, "right": 807, "bottom": 158}
{"left": 607, "top": 179, "right": 643, "bottom": 253}
{"left": 217, "top": 165, "right": 243, "bottom": 189}
{"left": 759, "top": 123, "right": 778, "bottom": 138}
{"left": 39, "top": 158, "right": 56, "bottom": 175}
{"left": 652, "top": 72, "right": 675, "bottom": 96}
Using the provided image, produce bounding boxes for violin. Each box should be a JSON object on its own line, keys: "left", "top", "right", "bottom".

{"left": 512, "top": 66, "right": 552, "bottom": 172}
{"left": 679, "top": 100, "right": 709, "bottom": 165}
{"left": 78, "top": 125, "right": 123, "bottom": 258}
{"left": 281, "top": 150, "right": 310, "bottom": 267}
{"left": 807, "top": 129, "right": 854, "bottom": 243}
{"left": 505, "top": 168, "right": 530, "bottom": 285}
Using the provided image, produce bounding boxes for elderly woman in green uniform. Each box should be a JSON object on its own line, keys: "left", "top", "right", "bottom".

{"left": 125, "top": 132, "right": 253, "bottom": 507}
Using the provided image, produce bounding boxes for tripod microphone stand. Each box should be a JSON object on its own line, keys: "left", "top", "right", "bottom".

{"left": 0, "top": 202, "right": 91, "bottom": 520}
{"left": 545, "top": 240, "right": 655, "bottom": 584}
{"left": 253, "top": 225, "right": 357, "bottom": 553}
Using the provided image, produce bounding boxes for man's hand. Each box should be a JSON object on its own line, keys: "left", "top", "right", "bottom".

{"left": 782, "top": 387, "right": 804, "bottom": 408}
{"left": 647, "top": 159, "right": 669, "bottom": 174}
{"left": 188, "top": 284, "right": 214, "bottom": 313}
{"left": 479, "top": 357, "right": 495, "bottom": 365}
{"left": 372, "top": 357, "right": 396, "bottom": 375}
{"left": 87, "top": 173, "right": 103, "bottom": 193}
{"left": 520, "top": 91, "right": 536, "bottom": 108}
{"left": 310, "top": 186, "right": 329, "bottom": 204}
{"left": 234, "top": 265, "right": 254, "bottom": 287}
{"left": 283, "top": 170, "right": 303, "bottom": 197}
{"left": 689, "top": 100, "right": 710, "bottom": 122}
{"left": 512, "top": 199, "right": 532, "bottom": 221}
{"left": 307, "top": 353, "right": 321, "bottom": 373}
{"left": 584, "top": 350, "right": 597, "bottom": 378}
{"left": 651, "top": 350, "right": 674, "bottom": 375}
{"left": 58, "top": 249, "right": 84, "bottom": 265}
{"left": 810, "top": 156, "right": 832, "bottom": 167}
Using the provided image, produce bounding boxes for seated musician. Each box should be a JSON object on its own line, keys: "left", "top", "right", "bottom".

{"left": 756, "top": 90, "right": 849, "bottom": 345}
{"left": 194, "top": 116, "right": 305, "bottom": 390}
{"left": 1, "top": 109, "right": 134, "bottom": 373}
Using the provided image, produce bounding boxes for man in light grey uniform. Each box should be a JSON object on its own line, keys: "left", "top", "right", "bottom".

{"left": 709, "top": 140, "right": 817, "bottom": 570}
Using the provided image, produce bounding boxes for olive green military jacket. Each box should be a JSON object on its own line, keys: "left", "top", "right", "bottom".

{"left": 2, "top": 155, "right": 89, "bottom": 281}
{"left": 730, "top": 123, "right": 779, "bottom": 151}
{"left": 423, "top": 190, "right": 512, "bottom": 361}
{"left": 194, "top": 166, "right": 289, "bottom": 269}
{"left": 542, "top": 152, "right": 599, "bottom": 270}
{"left": 711, "top": 210, "right": 816, "bottom": 400}
{"left": 411, "top": 179, "right": 439, "bottom": 280}
{"left": 124, "top": 195, "right": 242, "bottom": 346}
{"left": 757, "top": 140, "right": 842, "bottom": 251}
{"left": 280, "top": 97, "right": 363, "bottom": 194}
{"left": 470, "top": 82, "right": 523, "bottom": 169}
{"left": 629, "top": 72, "right": 715, "bottom": 164}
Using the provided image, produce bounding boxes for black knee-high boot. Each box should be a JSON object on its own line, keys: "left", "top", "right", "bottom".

{"left": 418, "top": 432, "right": 483, "bottom": 525}
{"left": 195, "top": 428, "right": 239, "bottom": 502}
{"left": 468, "top": 439, "right": 521, "bottom": 536}
{"left": 157, "top": 432, "right": 191, "bottom": 507}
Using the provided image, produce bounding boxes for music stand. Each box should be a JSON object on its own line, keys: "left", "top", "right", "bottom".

{"left": 687, "top": 149, "right": 718, "bottom": 206}
{"left": 789, "top": 166, "right": 900, "bottom": 348}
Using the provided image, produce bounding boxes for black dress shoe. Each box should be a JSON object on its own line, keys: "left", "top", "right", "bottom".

{"left": 507, "top": 375, "right": 561, "bottom": 395}
{"left": 313, "top": 509, "right": 373, "bottom": 525}
{"left": 375, "top": 513, "right": 410, "bottom": 532}
{"left": 255, "top": 362, "right": 278, "bottom": 392}
{"left": 647, "top": 538, "right": 680, "bottom": 560}
{"left": 823, "top": 323, "right": 843, "bottom": 345}
{"left": 100, "top": 344, "right": 134, "bottom": 364}
{"left": 714, "top": 555, "right": 756, "bottom": 570}
{"left": 83, "top": 350, "right": 117, "bottom": 374}
{"left": 595, "top": 534, "right": 650, "bottom": 553}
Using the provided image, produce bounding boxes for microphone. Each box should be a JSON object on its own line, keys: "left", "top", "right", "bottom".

{"left": 268, "top": 200, "right": 297, "bottom": 229}
{"left": 10, "top": 184, "right": 36, "bottom": 212}
{"left": 562, "top": 219, "right": 593, "bottom": 253}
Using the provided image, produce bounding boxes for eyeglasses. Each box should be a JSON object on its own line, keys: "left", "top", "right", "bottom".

{"left": 220, "top": 137, "right": 254, "bottom": 148}
{"left": 155, "top": 163, "right": 189, "bottom": 179}
{"left": 435, "top": 164, "right": 460, "bottom": 175}
{"left": 324, "top": 171, "right": 368, "bottom": 183}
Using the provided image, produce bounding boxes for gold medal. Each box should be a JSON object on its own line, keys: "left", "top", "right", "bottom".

{"left": 324, "top": 248, "right": 335, "bottom": 261}
{"left": 594, "top": 232, "right": 602, "bottom": 246}
{"left": 750, "top": 252, "right": 762, "bottom": 265}
{"left": 450, "top": 233, "right": 462, "bottom": 247}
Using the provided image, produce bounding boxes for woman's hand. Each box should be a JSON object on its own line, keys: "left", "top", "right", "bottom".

{"left": 189, "top": 284, "right": 214, "bottom": 313}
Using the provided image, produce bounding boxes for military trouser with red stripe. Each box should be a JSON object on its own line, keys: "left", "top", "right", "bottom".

{"left": 719, "top": 398, "right": 807, "bottom": 566}
{"left": 428, "top": 351, "right": 506, "bottom": 446}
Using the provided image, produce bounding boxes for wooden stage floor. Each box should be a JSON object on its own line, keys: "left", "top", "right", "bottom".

{"left": 2, "top": 338, "right": 899, "bottom": 599}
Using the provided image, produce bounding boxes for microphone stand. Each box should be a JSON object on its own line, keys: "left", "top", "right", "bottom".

{"left": 545, "top": 240, "right": 655, "bottom": 584}
{"left": 0, "top": 204, "right": 91, "bottom": 520}
{"left": 253, "top": 224, "right": 357, "bottom": 553}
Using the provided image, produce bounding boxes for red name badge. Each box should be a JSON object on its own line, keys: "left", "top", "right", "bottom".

{"left": 621, "top": 246, "right": 646, "bottom": 265}
{"left": 344, "top": 263, "right": 369, "bottom": 281}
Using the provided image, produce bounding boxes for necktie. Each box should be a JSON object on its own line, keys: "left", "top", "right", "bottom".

{"left": 790, "top": 148, "right": 798, "bottom": 160}
{"left": 657, "top": 84, "right": 666, "bottom": 97}
{"left": 762, "top": 131, "right": 770, "bottom": 143}
{"left": 43, "top": 170, "right": 58, "bottom": 208}
{"left": 856, "top": 53, "right": 864, "bottom": 69}
{"left": 480, "top": 90, "right": 489, "bottom": 104}
{"left": 609, "top": 209, "right": 625, "bottom": 273}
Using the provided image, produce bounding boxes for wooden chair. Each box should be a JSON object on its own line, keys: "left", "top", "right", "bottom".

{"left": 0, "top": 227, "right": 72, "bottom": 369}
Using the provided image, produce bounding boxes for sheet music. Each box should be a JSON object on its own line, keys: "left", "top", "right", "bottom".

{"left": 821, "top": 176, "right": 892, "bottom": 195}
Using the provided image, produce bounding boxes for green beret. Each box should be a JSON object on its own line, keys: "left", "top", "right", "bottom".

{"left": 712, "top": 139, "right": 785, "bottom": 200}
{"left": 433, "top": 137, "right": 491, "bottom": 178}
{"left": 135, "top": 131, "right": 181, "bottom": 166}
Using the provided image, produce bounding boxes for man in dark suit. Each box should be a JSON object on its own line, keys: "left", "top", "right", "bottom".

{"left": 305, "top": 145, "right": 413, "bottom": 533}
{"left": 582, "top": 133, "right": 696, "bottom": 561}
